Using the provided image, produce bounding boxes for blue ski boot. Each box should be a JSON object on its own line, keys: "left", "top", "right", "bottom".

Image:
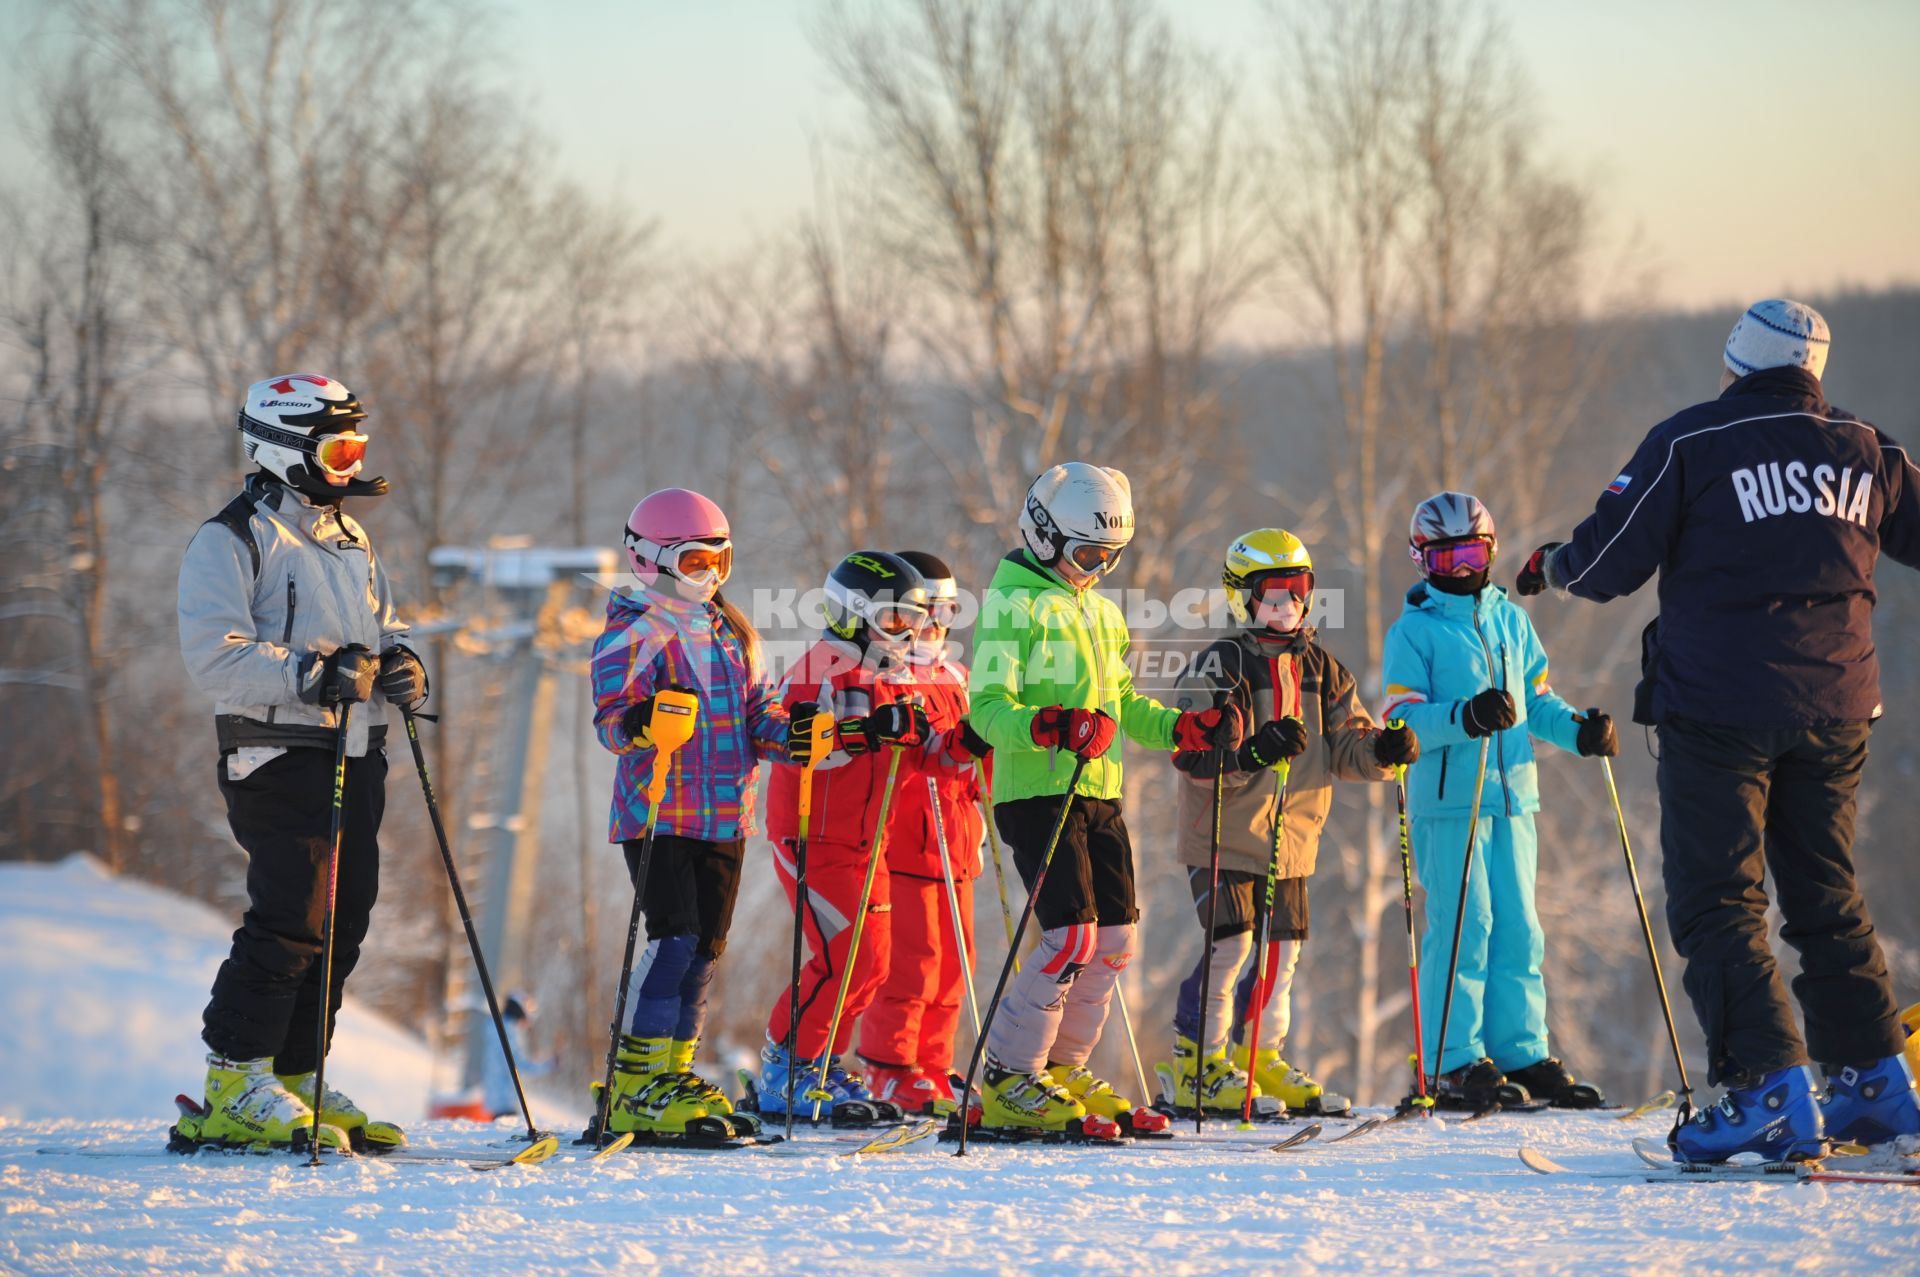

{"left": 755, "top": 1041, "right": 894, "bottom": 1125}
{"left": 1819, "top": 1053, "right": 1920, "bottom": 1147}
{"left": 1672, "top": 1064, "right": 1826, "bottom": 1164}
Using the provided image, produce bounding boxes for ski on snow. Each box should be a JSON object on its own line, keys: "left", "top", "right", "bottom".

{"left": 1516, "top": 1137, "right": 1916, "bottom": 1185}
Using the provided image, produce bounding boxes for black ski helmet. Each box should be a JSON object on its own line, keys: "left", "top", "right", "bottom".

{"left": 822, "top": 551, "right": 930, "bottom": 649}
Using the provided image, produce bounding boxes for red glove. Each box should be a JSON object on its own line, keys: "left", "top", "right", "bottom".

{"left": 1030, "top": 706, "right": 1118, "bottom": 760}
{"left": 1173, "top": 701, "right": 1247, "bottom": 754}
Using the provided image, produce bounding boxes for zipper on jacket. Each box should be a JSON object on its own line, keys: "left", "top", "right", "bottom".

{"left": 1436, "top": 745, "right": 1449, "bottom": 800}
{"left": 1496, "top": 641, "right": 1512, "bottom": 815}
{"left": 1076, "top": 590, "right": 1107, "bottom": 795}
{"left": 267, "top": 574, "right": 297, "bottom": 726}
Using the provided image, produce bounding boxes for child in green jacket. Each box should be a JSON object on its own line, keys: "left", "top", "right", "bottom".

{"left": 967, "top": 462, "right": 1244, "bottom": 1137}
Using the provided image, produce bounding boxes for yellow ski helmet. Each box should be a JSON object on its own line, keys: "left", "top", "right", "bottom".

{"left": 1223, "top": 529, "right": 1313, "bottom": 626}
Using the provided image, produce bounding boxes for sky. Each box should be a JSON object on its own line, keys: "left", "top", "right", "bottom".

{"left": 484, "top": 0, "right": 1920, "bottom": 312}
{"left": 4, "top": 0, "right": 1917, "bottom": 313}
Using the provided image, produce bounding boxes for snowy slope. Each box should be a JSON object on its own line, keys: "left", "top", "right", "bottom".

{"left": 2, "top": 1112, "right": 1914, "bottom": 1276}
{"left": 2, "top": 857, "right": 1915, "bottom": 1276}
{"left": 0, "top": 855, "right": 433, "bottom": 1122}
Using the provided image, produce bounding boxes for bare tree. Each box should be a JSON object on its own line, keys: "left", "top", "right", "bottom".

{"left": 0, "top": 59, "right": 155, "bottom": 870}
{"left": 1264, "top": 0, "right": 1633, "bottom": 1102}
{"left": 814, "top": 0, "right": 1268, "bottom": 582}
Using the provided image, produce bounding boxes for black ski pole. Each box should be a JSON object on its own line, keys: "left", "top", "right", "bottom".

{"left": 593, "top": 689, "right": 700, "bottom": 1147}
{"left": 402, "top": 707, "right": 543, "bottom": 1144}
{"left": 308, "top": 697, "right": 354, "bottom": 1166}
{"left": 1240, "top": 755, "right": 1292, "bottom": 1128}
{"left": 955, "top": 754, "right": 1089, "bottom": 1157}
{"left": 1192, "top": 745, "right": 1228, "bottom": 1133}
{"left": 782, "top": 707, "right": 837, "bottom": 1139}
{"left": 1392, "top": 745, "right": 1434, "bottom": 1115}
{"left": 1431, "top": 610, "right": 1497, "bottom": 1103}
{"left": 1598, "top": 749, "right": 1694, "bottom": 1127}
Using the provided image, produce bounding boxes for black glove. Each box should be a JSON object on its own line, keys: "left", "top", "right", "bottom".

{"left": 1576, "top": 708, "right": 1618, "bottom": 758}
{"left": 954, "top": 719, "right": 993, "bottom": 760}
{"left": 1374, "top": 721, "right": 1420, "bottom": 766}
{"left": 621, "top": 684, "right": 696, "bottom": 748}
{"left": 785, "top": 702, "right": 831, "bottom": 765}
{"left": 377, "top": 645, "right": 429, "bottom": 710}
{"left": 301, "top": 644, "right": 377, "bottom": 706}
{"left": 867, "top": 701, "right": 931, "bottom": 747}
{"left": 1236, "top": 717, "right": 1308, "bottom": 771}
{"left": 1515, "top": 542, "right": 1564, "bottom": 598}
{"left": 1460, "top": 688, "right": 1517, "bottom": 738}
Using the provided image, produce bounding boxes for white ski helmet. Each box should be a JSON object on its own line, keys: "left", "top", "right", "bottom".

{"left": 237, "top": 373, "right": 387, "bottom": 500}
{"left": 1020, "top": 462, "right": 1135, "bottom": 577}
{"left": 1408, "top": 491, "right": 1496, "bottom": 557}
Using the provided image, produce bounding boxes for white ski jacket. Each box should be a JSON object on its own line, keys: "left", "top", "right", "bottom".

{"left": 177, "top": 473, "right": 410, "bottom": 759}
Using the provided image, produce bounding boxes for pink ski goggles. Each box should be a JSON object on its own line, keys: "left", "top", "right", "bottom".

{"left": 1414, "top": 537, "right": 1495, "bottom": 575}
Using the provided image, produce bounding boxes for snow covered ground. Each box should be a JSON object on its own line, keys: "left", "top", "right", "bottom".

{"left": 3, "top": 1111, "right": 1915, "bottom": 1275}
{"left": 0, "top": 855, "right": 434, "bottom": 1122}
{"left": 1, "top": 856, "right": 1914, "bottom": 1276}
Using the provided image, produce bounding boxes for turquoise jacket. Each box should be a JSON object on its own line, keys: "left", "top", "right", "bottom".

{"left": 1380, "top": 583, "right": 1584, "bottom": 818}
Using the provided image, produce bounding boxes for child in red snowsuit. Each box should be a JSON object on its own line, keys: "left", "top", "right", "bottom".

{"left": 858, "top": 552, "right": 989, "bottom": 1113}
{"left": 757, "top": 551, "right": 986, "bottom": 1119}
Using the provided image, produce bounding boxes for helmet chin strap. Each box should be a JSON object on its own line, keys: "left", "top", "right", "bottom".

{"left": 278, "top": 463, "right": 388, "bottom": 502}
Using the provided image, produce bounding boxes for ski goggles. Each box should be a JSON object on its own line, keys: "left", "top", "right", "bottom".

{"left": 1415, "top": 537, "right": 1495, "bottom": 576}
{"left": 1250, "top": 570, "right": 1314, "bottom": 603}
{"left": 926, "top": 598, "right": 962, "bottom": 627}
{"left": 626, "top": 532, "right": 734, "bottom": 586}
{"left": 867, "top": 601, "right": 929, "bottom": 636}
{"left": 312, "top": 431, "right": 369, "bottom": 477}
{"left": 1065, "top": 539, "right": 1127, "bottom": 574}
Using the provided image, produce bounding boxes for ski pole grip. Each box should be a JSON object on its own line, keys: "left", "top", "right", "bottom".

{"left": 644, "top": 688, "right": 701, "bottom": 804}
{"left": 794, "top": 706, "right": 838, "bottom": 828}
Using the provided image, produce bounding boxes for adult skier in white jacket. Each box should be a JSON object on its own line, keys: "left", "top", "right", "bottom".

{"left": 175, "top": 374, "right": 425, "bottom": 1151}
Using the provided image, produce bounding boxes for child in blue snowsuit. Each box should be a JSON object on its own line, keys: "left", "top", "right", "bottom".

{"left": 1380, "top": 492, "right": 1618, "bottom": 1109}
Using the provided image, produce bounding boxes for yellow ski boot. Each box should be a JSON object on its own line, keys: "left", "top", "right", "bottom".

{"left": 670, "top": 1037, "right": 757, "bottom": 1134}
{"left": 191, "top": 1055, "right": 349, "bottom": 1151}
{"left": 1234, "top": 1045, "right": 1352, "bottom": 1117}
{"left": 1167, "top": 1034, "right": 1266, "bottom": 1115}
{"left": 279, "top": 1068, "right": 406, "bottom": 1150}
{"left": 1051, "top": 1062, "right": 1171, "bottom": 1135}
{"left": 978, "top": 1063, "right": 1098, "bottom": 1134}
{"left": 593, "top": 1035, "right": 731, "bottom": 1139}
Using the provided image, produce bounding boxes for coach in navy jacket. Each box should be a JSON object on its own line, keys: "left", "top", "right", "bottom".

{"left": 1514, "top": 300, "right": 1919, "bottom": 1109}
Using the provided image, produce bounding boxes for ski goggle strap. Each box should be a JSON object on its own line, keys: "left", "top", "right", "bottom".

{"left": 240, "top": 415, "right": 369, "bottom": 477}
{"left": 1065, "top": 539, "right": 1127, "bottom": 573}
{"left": 1416, "top": 537, "right": 1495, "bottom": 575}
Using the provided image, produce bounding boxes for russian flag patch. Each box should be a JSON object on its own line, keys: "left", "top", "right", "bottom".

{"left": 1606, "top": 473, "right": 1632, "bottom": 495}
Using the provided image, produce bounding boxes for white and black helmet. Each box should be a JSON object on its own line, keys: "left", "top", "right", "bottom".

{"left": 1020, "top": 462, "right": 1135, "bottom": 578}
{"left": 237, "top": 373, "right": 387, "bottom": 500}
{"left": 1408, "top": 491, "right": 1496, "bottom": 554}
{"left": 823, "top": 550, "right": 931, "bottom": 652}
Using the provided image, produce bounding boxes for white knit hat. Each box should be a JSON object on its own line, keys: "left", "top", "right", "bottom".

{"left": 1723, "top": 299, "right": 1830, "bottom": 380}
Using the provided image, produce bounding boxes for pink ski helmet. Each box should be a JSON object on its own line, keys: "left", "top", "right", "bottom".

{"left": 623, "top": 488, "right": 732, "bottom": 596}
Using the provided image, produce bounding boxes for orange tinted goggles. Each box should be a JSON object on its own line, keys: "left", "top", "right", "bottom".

{"left": 313, "top": 432, "right": 369, "bottom": 476}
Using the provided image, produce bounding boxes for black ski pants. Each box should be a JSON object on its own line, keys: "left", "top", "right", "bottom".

{"left": 202, "top": 745, "right": 387, "bottom": 1074}
{"left": 1655, "top": 716, "right": 1901, "bottom": 1085}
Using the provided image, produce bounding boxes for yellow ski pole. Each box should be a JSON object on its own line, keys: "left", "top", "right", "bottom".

{"left": 977, "top": 760, "right": 1018, "bottom": 972}
{"left": 807, "top": 740, "right": 908, "bottom": 1121}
